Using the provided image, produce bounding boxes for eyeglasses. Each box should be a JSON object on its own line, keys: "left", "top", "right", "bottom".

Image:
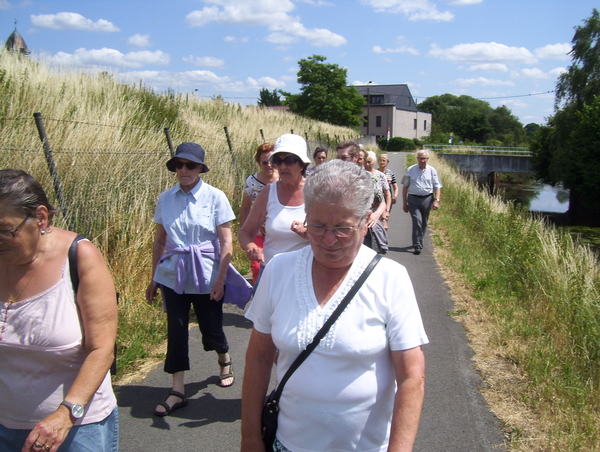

{"left": 173, "top": 160, "right": 201, "bottom": 170}
{"left": 417, "top": 157, "right": 429, "bottom": 161}
{"left": 272, "top": 155, "right": 300, "bottom": 166}
{"left": 304, "top": 221, "right": 359, "bottom": 238}
{"left": 260, "top": 160, "right": 272, "bottom": 166}
{"left": 0, "top": 212, "right": 31, "bottom": 241}
{"left": 337, "top": 155, "right": 350, "bottom": 161}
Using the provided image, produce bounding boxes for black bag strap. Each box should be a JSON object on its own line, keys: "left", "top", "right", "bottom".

{"left": 68, "top": 234, "right": 87, "bottom": 294}
{"left": 271, "top": 253, "right": 382, "bottom": 402}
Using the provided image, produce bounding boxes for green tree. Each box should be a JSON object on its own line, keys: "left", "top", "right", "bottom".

{"left": 524, "top": 122, "right": 541, "bottom": 141}
{"left": 282, "top": 55, "right": 365, "bottom": 128}
{"left": 257, "top": 88, "right": 282, "bottom": 106}
{"left": 530, "top": 9, "right": 600, "bottom": 224}
{"left": 418, "top": 93, "right": 523, "bottom": 145}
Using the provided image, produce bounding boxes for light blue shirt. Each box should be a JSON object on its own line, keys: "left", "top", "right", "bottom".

{"left": 401, "top": 164, "right": 443, "bottom": 196}
{"left": 153, "top": 179, "right": 235, "bottom": 294}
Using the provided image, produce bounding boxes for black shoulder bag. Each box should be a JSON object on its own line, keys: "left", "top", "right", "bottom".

{"left": 261, "top": 253, "right": 382, "bottom": 449}
{"left": 69, "top": 234, "right": 119, "bottom": 375}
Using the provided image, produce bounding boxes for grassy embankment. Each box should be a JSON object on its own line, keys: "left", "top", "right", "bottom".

{"left": 0, "top": 51, "right": 357, "bottom": 377}
{"left": 426, "top": 153, "right": 600, "bottom": 451}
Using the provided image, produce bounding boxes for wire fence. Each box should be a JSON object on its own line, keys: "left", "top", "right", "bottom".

{"left": 0, "top": 113, "right": 367, "bottom": 242}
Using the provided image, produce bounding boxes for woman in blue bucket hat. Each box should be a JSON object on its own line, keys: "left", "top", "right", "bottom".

{"left": 146, "top": 142, "right": 251, "bottom": 416}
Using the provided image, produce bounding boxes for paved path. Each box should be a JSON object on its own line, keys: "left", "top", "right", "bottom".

{"left": 115, "top": 153, "right": 507, "bottom": 451}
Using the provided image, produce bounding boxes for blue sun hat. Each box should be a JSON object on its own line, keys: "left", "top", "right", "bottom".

{"left": 166, "top": 142, "right": 210, "bottom": 173}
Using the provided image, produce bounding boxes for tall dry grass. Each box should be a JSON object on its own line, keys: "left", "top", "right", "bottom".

{"left": 428, "top": 152, "right": 600, "bottom": 451}
{"left": 0, "top": 50, "right": 358, "bottom": 374}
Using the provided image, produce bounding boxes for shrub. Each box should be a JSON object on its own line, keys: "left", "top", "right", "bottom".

{"left": 377, "top": 136, "right": 416, "bottom": 152}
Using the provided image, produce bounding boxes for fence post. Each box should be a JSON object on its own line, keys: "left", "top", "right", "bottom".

{"left": 33, "top": 112, "right": 73, "bottom": 231}
{"left": 164, "top": 128, "right": 175, "bottom": 157}
{"left": 260, "top": 129, "right": 265, "bottom": 143}
{"left": 223, "top": 126, "right": 240, "bottom": 169}
{"left": 291, "top": 129, "right": 294, "bottom": 135}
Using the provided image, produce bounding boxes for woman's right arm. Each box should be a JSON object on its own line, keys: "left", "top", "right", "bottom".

{"left": 238, "top": 185, "right": 269, "bottom": 263}
{"left": 146, "top": 224, "right": 167, "bottom": 302}
{"left": 241, "top": 328, "right": 277, "bottom": 452}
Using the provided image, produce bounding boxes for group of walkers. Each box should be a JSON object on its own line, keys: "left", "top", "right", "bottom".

{"left": 0, "top": 133, "right": 441, "bottom": 452}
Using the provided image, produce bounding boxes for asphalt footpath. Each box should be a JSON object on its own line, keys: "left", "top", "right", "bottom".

{"left": 115, "top": 152, "right": 507, "bottom": 452}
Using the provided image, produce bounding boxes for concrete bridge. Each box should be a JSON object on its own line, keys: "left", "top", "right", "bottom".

{"left": 427, "top": 145, "right": 532, "bottom": 189}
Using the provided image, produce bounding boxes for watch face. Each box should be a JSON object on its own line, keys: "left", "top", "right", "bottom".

{"left": 72, "top": 404, "right": 85, "bottom": 418}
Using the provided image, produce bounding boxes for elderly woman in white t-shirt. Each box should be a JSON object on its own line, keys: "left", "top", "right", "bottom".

{"left": 241, "top": 160, "right": 429, "bottom": 452}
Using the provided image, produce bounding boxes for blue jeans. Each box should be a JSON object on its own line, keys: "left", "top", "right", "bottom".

{"left": 0, "top": 407, "right": 119, "bottom": 452}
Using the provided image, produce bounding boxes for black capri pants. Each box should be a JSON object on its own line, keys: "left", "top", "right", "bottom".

{"left": 160, "top": 284, "right": 229, "bottom": 374}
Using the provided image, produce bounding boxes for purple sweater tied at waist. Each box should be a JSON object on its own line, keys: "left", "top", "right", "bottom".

{"left": 159, "top": 240, "right": 252, "bottom": 309}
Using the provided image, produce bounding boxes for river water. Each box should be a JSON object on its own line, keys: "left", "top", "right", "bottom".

{"left": 498, "top": 181, "right": 569, "bottom": 213}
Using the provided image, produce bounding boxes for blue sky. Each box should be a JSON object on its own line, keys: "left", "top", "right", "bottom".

{"left": 1, "top": 0, "right": 597, "bottom": 126}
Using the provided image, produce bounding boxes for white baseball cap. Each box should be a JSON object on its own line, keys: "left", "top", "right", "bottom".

{"left": 270, "top": 134, "right": 311, "bottom": 164}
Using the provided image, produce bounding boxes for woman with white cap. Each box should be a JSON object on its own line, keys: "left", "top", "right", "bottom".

{"left": 238, "top": 134, "right": 310, "bottom": 272}
{"left": 146, "top": 142, "right": 251, "bottom": 417}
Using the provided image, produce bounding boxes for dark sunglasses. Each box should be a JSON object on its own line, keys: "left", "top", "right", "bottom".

{"left": 272, "top": 155, "right": 300, "bottom": 166}
{"left": 173, "top": 160, "right": 201, "bottom": 170}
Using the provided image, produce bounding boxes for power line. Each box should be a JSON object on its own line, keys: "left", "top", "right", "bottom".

{"left": 475, "top": 90, "right": 555, "bottom": 100}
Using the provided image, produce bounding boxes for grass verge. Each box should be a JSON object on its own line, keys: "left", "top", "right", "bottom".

{"left": 427, "top": 152, "right": 600, "bottom": 451}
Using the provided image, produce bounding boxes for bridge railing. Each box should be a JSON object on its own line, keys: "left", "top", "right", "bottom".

{"left": 425, "top": 145, "right": 531, "bottom": 156}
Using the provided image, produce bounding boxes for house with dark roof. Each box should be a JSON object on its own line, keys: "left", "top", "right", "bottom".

{"left": 353, "top": 84, "right": 431, "bottom": 141}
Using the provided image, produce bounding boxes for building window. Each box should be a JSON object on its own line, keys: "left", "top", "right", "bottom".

{"left": 413, "top": 118, "right": 417, "bottom": 130}
{"left": 364, "top": 116, "right": 368, "bottom": 127}
{"left": 376, "top": 116, "right": 382, "bottom": 127}
{"left": 369, "top": 95, "right": 384, "bottom": 104}
{"left": 424, "top": 120, "right": 427, "bottom": 131}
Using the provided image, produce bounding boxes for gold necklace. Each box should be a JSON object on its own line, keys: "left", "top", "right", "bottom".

{"left": 6, "top": 240, "right": 46, "bottom": 304}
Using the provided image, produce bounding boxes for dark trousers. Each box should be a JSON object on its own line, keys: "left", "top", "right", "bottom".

{"left": 161, "top": 285, "right": 229, "bottom": 374}
{"left": 407, "top": 194, "right": 433, "bottom": 250}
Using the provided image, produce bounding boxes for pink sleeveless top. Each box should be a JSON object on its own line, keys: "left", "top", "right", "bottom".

{"left": 0, "top": 260, "right": 116, "bottom": 429}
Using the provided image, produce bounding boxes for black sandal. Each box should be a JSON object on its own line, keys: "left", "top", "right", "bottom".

{"left": 154, "top": 390, "right": 187, "bottom": 417}
{"left": 218, "top": 360, "right": 234, "bottom": 387}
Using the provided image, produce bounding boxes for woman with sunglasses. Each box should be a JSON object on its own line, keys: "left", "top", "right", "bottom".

{"left": 239, "top": 134, "right": 311, "bottom": 275}
{"left": 239, "top": 143, "right": 278, "bottom": 284}
{"left": 0, "top": 170, "right": 118, "bottom": 451}
{"left": 146, "top": 142, "right": 251, "bottom": 417}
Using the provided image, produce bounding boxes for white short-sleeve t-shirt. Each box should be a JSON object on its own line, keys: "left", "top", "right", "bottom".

{"left": 246, "top": 245, "right": 428, "bottom": 452}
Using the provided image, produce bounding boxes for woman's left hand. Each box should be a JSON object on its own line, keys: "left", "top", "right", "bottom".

{"left": 22, "top": 409, "right": 73, "bottom": 452}
{"left": 367, "top": 211, "right": 380, "bottom": 229}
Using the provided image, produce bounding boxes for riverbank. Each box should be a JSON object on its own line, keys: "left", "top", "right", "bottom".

{"left": 427, "top": 153, "right": 600, "bottom": 451}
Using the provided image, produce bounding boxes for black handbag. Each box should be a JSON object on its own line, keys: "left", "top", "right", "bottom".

{"left": 261, "top": 253, "right": 382, "bottom": 450}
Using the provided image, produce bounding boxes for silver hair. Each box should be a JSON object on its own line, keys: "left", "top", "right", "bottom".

{"left": 366, "top": 150, "right": 377, "bottom": 162}
{"left": 304, "top": 160, "right": 374, "bottom": 219}
{"left": 416, "top": 149, "right": 430, "bottom": 158}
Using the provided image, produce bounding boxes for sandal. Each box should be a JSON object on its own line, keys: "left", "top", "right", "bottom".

{"left": 218, "top": 360, "right": 235, "bottom": 388}
{"left": 154, "top": 390, "right": 187, "bottom": 417}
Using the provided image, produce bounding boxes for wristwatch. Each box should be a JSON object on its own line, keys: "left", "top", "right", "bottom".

{"left": 434, "top": 198, "right": 440, "bottom": 202}
{"left": 60, "top": 400, "right": 85, "bottom": 419}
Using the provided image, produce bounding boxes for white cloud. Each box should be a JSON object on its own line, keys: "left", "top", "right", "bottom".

{"left": 128, "top": 34, "right": 152, "bottom": 48}
{"left": 0, "top": 0, "right": 12, "bottom": 10}
{"left": 428, "top": 42, "right": 537, "bottom": 65}
{"left": 453, "top": 77, "right": 515, "bottom": 87}
{"left": 31, "top": 12, "right": 120, "bottom": 32}
{"left": 183, "top": 55, "right": 226, "bottom": 68}
{"left": 549, "top": 67, "right": 567, "bottom": 78}
{"left": 468, "top": 63, "right": 508, "bottom": 72}
{"left": 360, "top": 0, "right": 454, "bottom": 21}
{"left": 534, "top": 43, "right": 571, "bottom": 60}
{"left": 373, "top": 44, "right": 419, "bottom": 55}
{"left": 185, "top": 0, "right": 346, "bottom": 47}
{"left": 513, "top": 67, "right": 549, "bottom": 79}
{"left": 445, "top": 0, "right": 483, "bottom": 4}
{"left": 244, "top": 76, "right": 286, "bottom": 89}
{"left": 46, "top": 48, "right": 169, "bottom": 68}
{"left": 119, "top": 70, "right": 231, "bottom": 89}
{"left": 224, "top": 36, "right": 249, "bottom": 43}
